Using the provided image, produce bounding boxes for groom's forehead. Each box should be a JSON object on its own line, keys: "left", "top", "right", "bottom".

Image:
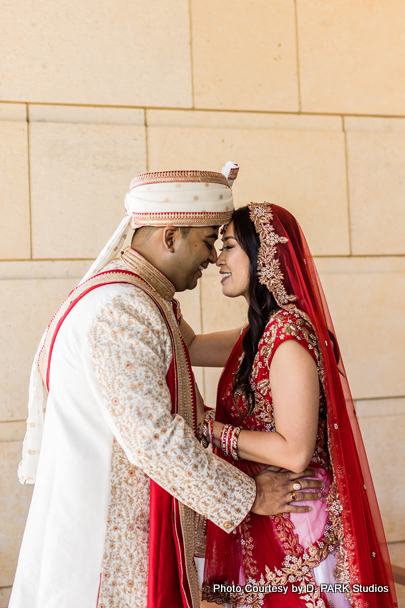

{"left": 190, "top": 226, "right": 219, "bottom": 239}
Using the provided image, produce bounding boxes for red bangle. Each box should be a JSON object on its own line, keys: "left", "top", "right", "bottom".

{"left": 208, "top": 417, "right": 214, "bottom": 446}
{"left": 219, "top": 424, "right": 242, "bottom": 460}
{"left": 220, "top": 424, "right": 231, "bottom": 456}
{"left": 230, "top": 426, "right": 242, "bottom": 461}
{"left": 226, "top": 426, "right": 233, "bottom": 456}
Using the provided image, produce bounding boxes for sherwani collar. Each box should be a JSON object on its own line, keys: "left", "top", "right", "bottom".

{"left": 120, "top": 247, "right": 176, "bottom": 302}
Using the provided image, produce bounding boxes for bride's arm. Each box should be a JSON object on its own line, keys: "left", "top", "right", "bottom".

{"left": 212, "top": 339, "right": 320, "bottom": 473}
{"left": 180, "top": 318, "right": 242, "bottom": 367}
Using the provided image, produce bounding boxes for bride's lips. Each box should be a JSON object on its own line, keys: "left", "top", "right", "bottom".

{"left": 220, "top": 272, "right": 231, "bottom": 284}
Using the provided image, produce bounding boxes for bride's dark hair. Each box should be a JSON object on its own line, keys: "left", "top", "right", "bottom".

{"left": 231, "top": 206, "right": 280, "bottom": 416}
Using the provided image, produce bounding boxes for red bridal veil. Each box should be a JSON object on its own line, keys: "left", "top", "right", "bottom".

{"left": 204, "top": 203, "right": 397, "bottom": 608}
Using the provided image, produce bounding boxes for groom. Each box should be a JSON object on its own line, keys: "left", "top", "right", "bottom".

{"left": 10, "top": 164, "right": 322, "bottom": 608}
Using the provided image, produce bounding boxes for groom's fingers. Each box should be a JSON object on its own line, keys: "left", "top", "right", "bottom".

{"left": 281, "top": 504, "right": 315, "bottom": 514}
{"left": 290, "top": 478, "right": 324, "bottom": 491}
{"left": 286, "top": 469, "right": 323, "bottom": 492}
{"left": 251, "top": 467, "right": 324, "bottom": 516}
{"left": 289, "top": 468, "right": 317, "bottom": 479}
{"left": 287, "top": 491, "right": 322, "bottom": 502}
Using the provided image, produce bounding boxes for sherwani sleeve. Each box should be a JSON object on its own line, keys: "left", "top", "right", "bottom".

{"left": 86, "top": 288, "right": 256, "bottom": 532}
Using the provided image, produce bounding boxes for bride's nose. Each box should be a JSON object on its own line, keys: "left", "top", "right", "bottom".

{"left": 216, "top": 250, "right": 225, "bottom": 266}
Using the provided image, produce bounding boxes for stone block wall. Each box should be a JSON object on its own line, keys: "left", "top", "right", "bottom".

{"left": 0, "top": 1, "right": 404, "bottom": 605}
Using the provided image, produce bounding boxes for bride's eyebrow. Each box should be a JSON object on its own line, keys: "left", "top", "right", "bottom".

{"left": 223, "top": 235, "right": 236, "bottom": 242}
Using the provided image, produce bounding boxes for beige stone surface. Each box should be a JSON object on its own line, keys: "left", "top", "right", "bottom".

{"left": 176, "top": 283, "right": 202, "bottom": 335}
{"left": 389, "top": 541, "right": 405, "bottom": 608}
{"left": 0, "top": 441, "right": 33, "bottom": 587}
{"left": 30, "top": 121, "right": 146, "bottom": 259}
{"left": 297, "top": 0, "right": 405, "bottom": 115}
{"left": 345, "top": 116, "right": 405, "bottom": 134}
{"left": 357, "top": 400, "right": 405, "bottom": 547}
{"left": 357, "top": 412, "right": 405, "bottom": 543}
{"left": 0, "top": 122, "right": 30, "bottom": 260}
{"left": 0, "top": 259, "right": 91, "bottom": 280}
{"left": 388, "top": 542, "right": 405, "bottom": 608}
{"left": 395, "top": 584, "right": 405, "bottom": 608}
{"left": 388, "top": 542, "right": 405, "bottom": 568}
{"left": 316, "top": 256, "right": 405, "bottom": 400}
{"left": 0, "top": 103, "right": 26, "bottom": 121}
{"left": 0, "top": 277, "right": 78, "bottom": 421}
{"left": 204, "top": 367, "right": 223, "bottom": 410}
{"left": 147, "top": 109, "right": 342, "bottom": 131}
{"left": 0, "top": 587, "right": 11, "bottom": 608}
{"left": 0, "top": 0, "right": 192, "bottom": 107}
{"left": 29, "top": 105, "right": 145, "bottom": 125}
{"left": 345, "top": 120, "right": 405, "bottom": 255}
{"left": 200, "top": 274, "right": 247, "bottom": 406}
{"left": 355, "top": 397, "right": 405, "bottom": 418}
{"left": 176, "top": 282, "right": 204, "bottom": 389}
{"left": 193, "top": 366, "right": 204, "bottom": 394}
{"left": 0, "top": 422, "right": 26, "bottom": 443}
{"left": 201, "top": 275, "right": 248, "bottom": 334}
{"left": 147, "top": 110, "right": 349, "bottom": 255}
{"left": 315, "top": 255, "right": 405, "bottom": 275}
{"left": 191, "top": 0, "right": 298, "bottom": 111}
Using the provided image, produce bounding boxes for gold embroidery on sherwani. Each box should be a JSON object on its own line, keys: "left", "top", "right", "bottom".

{"left": 93, "top": 283, "right": 173, "bottom": 608}
{"left": 98, "top": 439, "right": 150, "bottom": 608}
{"left": 120, "top": 249, "right": 200, "bottom": 608}
{"left": 38, "top": 266, "right": 158, "bottom": 388}
{"left": 88, "top": 255, "right": 256, "bottom": 608}
{"left": 121, "top": 247, "right": 175, "bottom": 301}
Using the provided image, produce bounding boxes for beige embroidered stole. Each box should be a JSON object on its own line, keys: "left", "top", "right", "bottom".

{"left": 38, "top": 261, "right": 200, "bottom": 607}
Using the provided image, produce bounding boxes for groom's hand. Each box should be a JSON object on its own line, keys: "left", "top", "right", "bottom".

{"left": 251, "top": 467, "right": 323, "bottom": 515}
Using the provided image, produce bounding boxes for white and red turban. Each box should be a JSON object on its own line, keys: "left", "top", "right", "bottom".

{"left": 19, "top": 162, "right": 239, "bottom": 483}
{"left": 79, "top": 161, "right": 239, "bottom": 283}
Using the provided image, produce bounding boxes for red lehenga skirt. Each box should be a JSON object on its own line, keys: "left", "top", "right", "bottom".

{"left": 202, "top": 310, "right": 396, "bottom": 608}
{"left": 202, "top": 460, "right": 351, "bottom": 608}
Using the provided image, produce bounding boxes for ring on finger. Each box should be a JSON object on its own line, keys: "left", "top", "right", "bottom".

{"left": 290, "top": 492, "right": 297, "bottom": 501}
{"left": 292, "top": 482, "right": 302, "bottom": 491}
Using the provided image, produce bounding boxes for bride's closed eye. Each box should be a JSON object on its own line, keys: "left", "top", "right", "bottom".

{"left": 219, "top": 245, "right": 234, "bottom": 252}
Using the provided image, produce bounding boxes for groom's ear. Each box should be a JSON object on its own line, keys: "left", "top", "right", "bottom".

{"left": 162, "top": 226, "right": 180, "bottom": 253}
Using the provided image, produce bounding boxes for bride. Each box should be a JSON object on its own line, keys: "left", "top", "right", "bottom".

{"left": 180, "top": 203, "right": 397, "bottom": 608}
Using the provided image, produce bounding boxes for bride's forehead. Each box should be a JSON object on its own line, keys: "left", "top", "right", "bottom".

{"left": 221, "top": 222, "right": 234, "bottom": 238}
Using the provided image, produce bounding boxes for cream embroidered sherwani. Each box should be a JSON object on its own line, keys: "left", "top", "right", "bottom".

{"left": 10, "top": 252, "right": 256, "bottom": 608}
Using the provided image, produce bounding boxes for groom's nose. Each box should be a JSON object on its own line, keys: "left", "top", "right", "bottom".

{"left": 208, "top": 247, "right": 218, "bottom": 264}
